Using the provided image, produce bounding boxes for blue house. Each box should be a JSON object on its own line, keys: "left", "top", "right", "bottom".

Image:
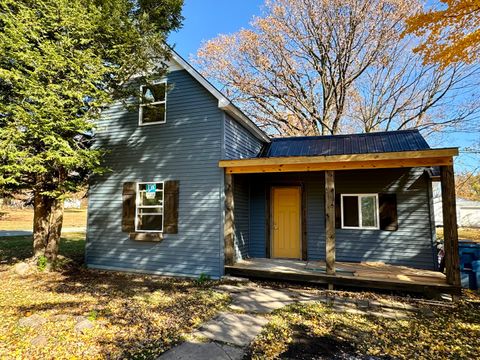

{"left": 86, "top": 50, "right": 461, "bottom": 294}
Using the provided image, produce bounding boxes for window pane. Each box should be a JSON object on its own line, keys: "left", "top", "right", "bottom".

{"left": 139, "top": 191, "right": 163, "bottom": 206}
{"left": 142, "top": 103, "right": 165, "bottom": 124}
{"left": 137, "top": 214, "right": 163, "bottom": 231}
{"left": 138, "top": 207, "right": 162, "bottom": 214}
{"left": 142, "top": 83, "right": 166, "bottom": 103}
{"left": 342, "top": 196, "right": 359, "bottom": 227}
{"left": 361, "top": 196, "right": 377, "bottom": 227}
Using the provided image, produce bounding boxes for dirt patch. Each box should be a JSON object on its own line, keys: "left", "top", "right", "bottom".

{"left": 280, "top": 325, "right": 390, "bottom": 360}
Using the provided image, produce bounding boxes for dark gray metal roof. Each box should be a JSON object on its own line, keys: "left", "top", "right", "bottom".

{"left": 259, "top": 130, "right": 430, "bottom": 158}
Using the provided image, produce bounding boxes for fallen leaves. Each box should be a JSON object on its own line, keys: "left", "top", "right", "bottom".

{"left": 248, "top": 293, "right": 480, "bottom": 360}
{"left": 0, "top": 258, "right": 230, "bottom": 359}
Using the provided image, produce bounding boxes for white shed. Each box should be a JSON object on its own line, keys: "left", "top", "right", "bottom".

{"left": 433, "top": 193, "right": 480, "bottom": 228}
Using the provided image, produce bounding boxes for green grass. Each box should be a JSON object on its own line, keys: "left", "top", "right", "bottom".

{"left": 0, "top": 232, "right": 85, "bottom": 265}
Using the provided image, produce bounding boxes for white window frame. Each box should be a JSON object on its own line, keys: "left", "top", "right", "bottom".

{"left": 135, "top": 181, "right": 164, "bottom": 233}
{"left": 340, "top": 193, "right": 380, "bottom": 230}
{"left": 138, "top": 80, "right": 167, "bottom": 126}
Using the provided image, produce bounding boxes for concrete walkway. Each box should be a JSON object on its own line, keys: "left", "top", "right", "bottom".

{"left": 0, "top": 227, "right": 85, "bottom": 237}
{"left": 157, "top": 283, "right": 423, "bottom": 360}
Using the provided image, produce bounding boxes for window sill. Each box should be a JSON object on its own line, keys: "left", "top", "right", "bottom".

{"left": 129, "top": 232, "right": 164, "bottom": 242}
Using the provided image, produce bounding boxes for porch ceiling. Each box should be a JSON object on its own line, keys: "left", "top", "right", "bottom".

{"left": 219, "top": 148, "right": 458, "bottom": 174}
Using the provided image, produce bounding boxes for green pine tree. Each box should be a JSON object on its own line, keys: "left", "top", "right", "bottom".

{"left": 0, "top": 0, "right": 183, "bottom": 267}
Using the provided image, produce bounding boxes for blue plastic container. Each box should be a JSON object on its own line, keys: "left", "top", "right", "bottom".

{"left": 472, "top": 260, "right": 480, "bottom": 291}
{"left": 460, "top": 270, "right": 477, "bottom": 290}
{"left": 459, "top": 242, "right": 480, "bottom": 270}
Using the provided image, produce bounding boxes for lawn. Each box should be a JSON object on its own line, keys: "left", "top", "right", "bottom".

{"left": 437, "top": 227, "right": 480, "bottom": 243}
{"left": 248, "top": 293, "right": 480, "bottom": 359}
{"left": 0, "top": 234, "right": 230, "bottom": 359}
{"left": 0, "top": 207, "right": 87, "bottom": 231}
{"left": 1, "top": 233, "right": 479, "bottom": 359}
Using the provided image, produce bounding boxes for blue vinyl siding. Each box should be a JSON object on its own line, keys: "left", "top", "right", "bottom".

{"left": 249, "top": 182, "right": 266, "bottom": 257}
{"left": 244, "top": 168, "right": 437, "bottom": 270}
{"left": 86, "top": 69, "right": 225, "bottom": 278}
{"left": 223, "top": 114, "right": 264, "bottom": 159}
{"left": 233, "top": 175, "right": 250, "bottom": 260}
{"left": 335, "top": 168, "right": 437, "bottom": 269}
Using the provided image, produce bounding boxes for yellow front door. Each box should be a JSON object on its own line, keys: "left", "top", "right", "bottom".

{"left": 272, "top": 187, "right": 301, "bottom": 259}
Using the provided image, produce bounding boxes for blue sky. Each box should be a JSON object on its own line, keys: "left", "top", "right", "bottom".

{"left": 169, "top": 0, "right": 478, "bottom": 172}
{"left": 169, "top": 0, "right": 264, "bottom": 58}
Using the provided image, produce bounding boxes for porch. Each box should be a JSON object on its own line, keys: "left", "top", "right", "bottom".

{"left": 220, "top": 131, "right": 461, "bottom": 294}
{"left": 225, "top": 258, "right": 457, "bottom": 294}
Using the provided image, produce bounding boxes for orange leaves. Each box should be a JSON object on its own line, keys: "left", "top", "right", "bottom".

{"left": 405, "top": 0, "right": 480, "bottom": 67}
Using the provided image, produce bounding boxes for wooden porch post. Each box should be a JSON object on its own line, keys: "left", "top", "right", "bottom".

{"left": 325, "top": 170, "right": 335, "bottom": 276}
{"left": 440, "top": 165, "right": 460, "bottom": 287}
{"left": 224, "top": 173, "right": 235, "bottom": 266}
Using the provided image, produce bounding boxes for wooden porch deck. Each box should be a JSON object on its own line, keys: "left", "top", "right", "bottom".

{"left": 225, "top": 258, "right": 460, "bottom": 294}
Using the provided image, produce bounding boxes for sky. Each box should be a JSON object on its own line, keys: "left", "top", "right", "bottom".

{"left": 169, "top": 0, "right": 478, "bottom": 172}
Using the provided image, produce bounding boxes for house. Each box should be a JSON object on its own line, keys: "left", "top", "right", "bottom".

{"left": 433, "top": 192, "right": 480, "bottom": 228}
{"left": 86, "top": 50, "right": 461, "bottom": 294}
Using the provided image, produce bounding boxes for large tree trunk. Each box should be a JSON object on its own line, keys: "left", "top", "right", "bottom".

{"left": 33, "top": 193, "right": 64, "bottom": 268}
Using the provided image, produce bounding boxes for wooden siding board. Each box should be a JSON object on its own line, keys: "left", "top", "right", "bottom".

{"left": 86, "top": 69, "right": 225, "bottom": 278}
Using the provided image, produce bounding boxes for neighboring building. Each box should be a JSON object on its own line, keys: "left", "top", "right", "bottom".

{"left": 433, "top": 190, "right": 480, "bottom": 228}
{"left": 86, "top": 50, "right": 461, "bottom": 293}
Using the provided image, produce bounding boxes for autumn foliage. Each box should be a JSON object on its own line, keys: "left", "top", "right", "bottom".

{"left": 405, "top": 0, "right": 480, "bottom": 67}
{"left": 196, "top": 0, "right": 479, "bottom": 137}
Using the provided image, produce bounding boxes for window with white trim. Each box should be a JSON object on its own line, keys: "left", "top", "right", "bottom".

{"left": 139, "top": 82, "right": 167, "bottom": 125}
{"left": 135, "top": 182, "right": 164, "bottom": 232}
{"left": 341, "top": 194, "right": 379, "bottom": 229}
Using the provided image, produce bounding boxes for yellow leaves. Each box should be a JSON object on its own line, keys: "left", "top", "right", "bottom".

{"left": 248, "top": 296, "right": 480, "bottom": 360}
{"left": 405, "top": 0, "right": 480, "bottom": 67}
{"left": 0, "top": 266, "right": 230, "bottom": 359}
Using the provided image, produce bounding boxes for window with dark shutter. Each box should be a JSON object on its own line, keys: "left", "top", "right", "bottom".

{"left": 123, "top": 180, "right": 179, "bottom": 241}
{"left": 379, "top": 193, "right": 398, "bottom": 231}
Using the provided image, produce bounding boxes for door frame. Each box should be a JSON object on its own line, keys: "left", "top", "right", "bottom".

{"left": 266, "top": 182, "right": 307, "bottom": 260}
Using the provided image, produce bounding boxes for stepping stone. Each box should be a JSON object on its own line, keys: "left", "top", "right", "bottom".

{"left": 18, "top": 314, "right": 46, "bottom": 328}
{"left": 229, "top": 287, "right": 296, "bottom": 313}
{"left": 158, "top": 341, "right": 244, "bottom": 360}
{"left": 194, "top": 312, "right": 268, "bottom": 346}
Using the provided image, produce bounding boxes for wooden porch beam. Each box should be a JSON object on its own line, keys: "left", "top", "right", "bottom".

{"left": 224, "top": 173, "right": 235, "bottom": 266}
{"left": 325, "top": 171, "right": 335, "bottom": 276}
{"left": 219, "top": 148, "right": 458, "bottom": 168}
{"left": 440, "top": 165, "right": 461, "bottom": 287}
{"left": 222, "top": 157, "right": 453, "bottom": 174}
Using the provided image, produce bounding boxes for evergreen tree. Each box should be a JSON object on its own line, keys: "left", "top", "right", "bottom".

{"left": 0, "top": 0, "right": 183, "bottom": 267}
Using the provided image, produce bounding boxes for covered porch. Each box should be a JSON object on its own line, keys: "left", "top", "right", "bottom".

{"left": 220, "top": 133, "right": 461, "bottom": 294}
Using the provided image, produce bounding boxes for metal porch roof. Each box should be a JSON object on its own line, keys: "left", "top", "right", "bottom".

{"left": 259, "top": 130, "right": 430, "bottom": 158}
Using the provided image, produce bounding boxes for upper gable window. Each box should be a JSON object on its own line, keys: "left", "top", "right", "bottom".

{"left": 139, "top": 82, "right": 167, "bottom": 125}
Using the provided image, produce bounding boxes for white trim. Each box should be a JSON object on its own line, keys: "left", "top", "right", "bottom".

{"left": 340, "top": 193, "right": 380, "bottom": 230}
{"left": 138, "top": 81, "right": 167, "bottom": 126}
{"left": 135, "top": 181, "right": 164, "bottom": 233}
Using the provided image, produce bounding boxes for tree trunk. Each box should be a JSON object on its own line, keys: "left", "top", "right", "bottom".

{"left": 33, "top": 193, "right": 64, "bottom": 268}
